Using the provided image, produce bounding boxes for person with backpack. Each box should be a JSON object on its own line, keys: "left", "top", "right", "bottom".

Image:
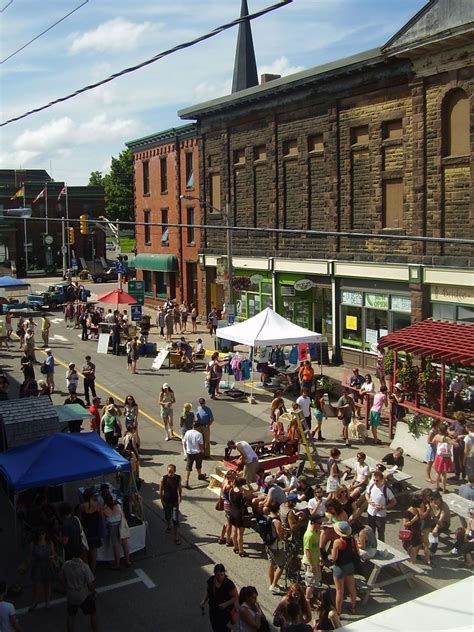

{"left": 260, "top": 505, "right": 285, "bottom": 595}
{"left": 432, "top": 423, "right": 457, "bottom": 493}
{"left": 365, "top": 471, "right": 396, "bottom": 542}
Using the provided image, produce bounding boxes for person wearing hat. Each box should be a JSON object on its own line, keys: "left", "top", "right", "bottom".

{"left": 37, "top": 379, "right": 52, "bottom": 400}
{"left": 66, "top": 362, "right": 79, "bottom": 395}
{"left": 89, "top": 397, "right": 102, "bottom": 433}
{"left": 280, "top": 493, "right": 306, "bottom": 540}
{"left": 329, "top": 521, "right": 358, "bottom": 615}
{"left": 302, "top": 514, "right": 323, "bottom": 606}
{"left": 43, "top": 348, "right": 55, "bottom": 393}
{"left": 389, "top": 383, "right": 406, "bottom": 420}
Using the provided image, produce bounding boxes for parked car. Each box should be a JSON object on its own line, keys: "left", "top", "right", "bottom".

{"left": 91, "top": 267, "right": 134, "bottom": 283}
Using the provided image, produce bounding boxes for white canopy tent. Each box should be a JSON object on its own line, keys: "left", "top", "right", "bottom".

{"left": 215, "top": 307, "right": 326, "bottom": 401}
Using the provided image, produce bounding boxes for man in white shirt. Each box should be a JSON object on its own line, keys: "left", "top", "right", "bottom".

{"left": 182, "top": 421, "right": 207, "bottom": 489}
{"left": 365, "top": 470, "right": 396, "bottom": 542}
{"left": 348, "top": 452, "right": 371, "bottom": 499}
{"left": 227, "top": 440, "right": 259, "bottom": 483}
{"left": 296, "top": 388, "right": 312, "bottom": 435}
{"left": 276, "top": 465, "right": 299, "bottom": 493}
{"left": 307, "top": 486, "right": 327, "bottom": 519}
{"left": 0, "top": 580, "right": 21, "bottom": 632}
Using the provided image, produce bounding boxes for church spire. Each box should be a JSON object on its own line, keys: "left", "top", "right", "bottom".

{"left": 231, "top": 0, "right": 258, "bottom": 93}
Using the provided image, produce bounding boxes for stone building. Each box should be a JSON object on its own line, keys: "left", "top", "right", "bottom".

{"left": 179, "top": 0, "right": 474, "bottom": 367}
{"left": 126, "top": 124, "right": 202, "bottom": 310}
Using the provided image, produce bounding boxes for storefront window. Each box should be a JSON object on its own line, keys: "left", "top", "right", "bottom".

{"left": 341, "top": 305, "right": 363, "bottom": 349}
{"left": 392, "top": 311, "right": 411, "bottom": 332}
{"left": 235, "top": 274, "right": 272, "bottom": 321}
{"left": 143, "top": 270, "right": 153, "bottom": 295}
{"left": 365, "top": 309, "right": 388, "bottom": 350}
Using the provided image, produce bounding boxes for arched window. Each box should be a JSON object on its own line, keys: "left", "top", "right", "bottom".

{"left": 442, "top": 89, "right": 470, "bottom": 156}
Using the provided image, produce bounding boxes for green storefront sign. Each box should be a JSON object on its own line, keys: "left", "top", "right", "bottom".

{"left": 128, "top": 280, "right": 145, "bottom": 305}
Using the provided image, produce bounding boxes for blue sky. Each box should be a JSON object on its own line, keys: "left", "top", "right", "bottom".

{"left": 0, "top": 0, "right": 427, "bottom": 185}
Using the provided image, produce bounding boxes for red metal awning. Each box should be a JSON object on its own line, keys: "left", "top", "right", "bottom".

{"left": 378, "top": 319, "right": 474, "bottom": 366}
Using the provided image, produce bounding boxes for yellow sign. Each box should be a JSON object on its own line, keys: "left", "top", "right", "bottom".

{"left": 346, "top": 315, "right": 358, "bottom": 331}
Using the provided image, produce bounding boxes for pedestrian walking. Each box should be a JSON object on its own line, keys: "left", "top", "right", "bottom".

{"left": 24, "top": 328, "right": 37, "bottom": 363}
{"left": 369, "top": 386, "right": 388, "bottom": 444}
{"left": 336, "top": 388, "right": 355, "bottom": 447}
{"left": 82, "top": 356, "right": 96, "bottom": 406}
{"left": 60, "top": 553, "right": 98, "bottom": 632}
{"left": 89, "top": 397, "right": 102, "bottom": 433}
{"left": 66, "top": 363, "right": 79, "bottom": 394}
{"left": 156, "top": 306, "right": 165, "bottom": 337}
{"left": 111, "top": 319, "right": 121, "bottom": 355}
{"left": 182, "top": 421, "right": 207, "bottom": 489}
{"left": 200, "top": 564, "right": 238, "bottom": 632}
{"left": 164, "top": 309, "right": 174, "bottom": 342}
{"left": 160, "top": 383, "right": 176, "bottom": 441}
{"left": 130, "top": 336, "right": 139, "bottom": 374}
{"left": 43, "top": 348, "right": 55, "bottom": 393}
{"left": 40, "top": 313, "right": 50, "bottom": 347}
{"left": 195, "top": 397, "right": 214, "bottom": 458}
{"left": 190, "top": 304, "right": 198, "bottom": 334}
{"left": 160, "top": 464, "right": 183, "bottom": 545}
{"left": 207, "top": 352, "right": 220, "bottom": 400}
{"left": 19, "top": 527, "right": 55, "bottom": 611}
{"left": 79, "top": 310, "right": 88, "bottom": 341}
{"left": 180, "top": 403, "right": 195, "bottom": 438}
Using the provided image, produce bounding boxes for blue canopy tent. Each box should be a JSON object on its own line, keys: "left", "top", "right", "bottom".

{"left": 0, "top": 432, "right": 130, "bottom": 491}
{"left": 0, "top": 276, "right": 30, "bottom": 289}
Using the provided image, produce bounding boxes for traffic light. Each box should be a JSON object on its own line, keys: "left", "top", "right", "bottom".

{"left": 68, "top": 227, "right": 75, "bottom": 245}
{"left": 79, "top": 214, "right": 88, "bottom": 235}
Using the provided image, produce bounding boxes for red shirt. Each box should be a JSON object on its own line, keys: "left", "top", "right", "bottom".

{"left": 89, "top": 405, "right": 101, "bottom": 432}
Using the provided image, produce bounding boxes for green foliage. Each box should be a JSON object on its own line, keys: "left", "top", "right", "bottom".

{"left": 88, "top": 149, "right": 134, "bottom": 224}
{"left": 397, "top": 353, "right": 419, "bottom": 394}
{"left": 406, "top": 413, "right": 434, "bottom": 438}
{"left": 419, "top": 357, "right": 441, "bottom": 399}
{"left": 314, "top": 375, "right": 334, "bottom": 394}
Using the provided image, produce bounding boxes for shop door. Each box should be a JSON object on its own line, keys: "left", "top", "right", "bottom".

{"left": 282, "top": 299, "right": 311, "bottom": 328}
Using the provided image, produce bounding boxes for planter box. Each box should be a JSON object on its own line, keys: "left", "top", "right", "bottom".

{"left": 390, "top": 421, "right": 427, "bottom": 462}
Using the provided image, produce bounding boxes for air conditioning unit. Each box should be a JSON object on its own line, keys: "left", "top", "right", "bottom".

{"left": 281, "top": 286, "right": 295, "bottom": 297}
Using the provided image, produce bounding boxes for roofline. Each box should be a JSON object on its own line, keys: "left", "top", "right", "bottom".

{"left": 125, "top": 123, "right": 198, "bottom": 151}
{"left": 382, "top": 0, "right": 435, "bottom": 51}
{"left": 178, "top": 47, "right": 383, "bottom": 120}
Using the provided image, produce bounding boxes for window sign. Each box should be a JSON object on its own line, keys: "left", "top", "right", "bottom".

{"left": 365, "top": 293, "right": 389, "bottom": 309}
{"left": 365, "top": 328, "right": 379, "bottom": 347}
{"left": 341, "top": 291, "right": 363, "bottom": 306}
{"left": 391, "top": 296, "right": 412, "bottom": 312}
{"left": 346, "top": 315, "right": 358, "bottom": 330}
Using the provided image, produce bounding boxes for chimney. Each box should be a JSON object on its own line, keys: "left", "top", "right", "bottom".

{"left": 260, "top": 73, "right": 281, "bottom": 84}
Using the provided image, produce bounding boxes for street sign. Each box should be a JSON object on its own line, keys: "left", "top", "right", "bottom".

{"left": 61, "top": 245, "right": 67, "bottom": 254}
{"left": 115, "top": 261, "right": 125, "bottom": 273}
{"left": 128, "top": 280, "right": 145, "bottom": 305}
{"left": 131, "top": 304, "right": 142, "bottom": 321}
{"left": 228, "top": 314, "right": 235, "bottom": 324}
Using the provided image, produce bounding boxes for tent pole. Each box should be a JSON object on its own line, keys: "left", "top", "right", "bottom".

{"left": 248, "top": 345, "right": 255, "bottom": 404}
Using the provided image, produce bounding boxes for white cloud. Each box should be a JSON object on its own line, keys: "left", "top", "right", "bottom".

{"left": 13, "top": 117, "right": 74, "bottom": 152}
{"left": 0, "top": 149, "right": 41, "bottom": 169}
{"left": 69, "top": 18, "right": 152, "bottom": 54}
{"left": 259, "top": 56, "right": 304, "bottom": 78}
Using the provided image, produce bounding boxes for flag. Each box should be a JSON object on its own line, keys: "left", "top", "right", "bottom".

{"left": 33, "top": 187, "right": 47, "bottom": 203}
{"left": 10, "top": 186, "right": 24, "bottom": 200}
{"left": 58, "top": 185, "right": 67, "bottom": 201}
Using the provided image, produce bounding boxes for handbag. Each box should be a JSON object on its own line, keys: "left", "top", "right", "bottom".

{"left": 215, "top": 496, "right": 224, "bottom": 511}
{"left": 258, "top": 615, "right": 271, "bottom": 632}
{"left": 40, "top": 363, "right": 47, "bottom": 374}
{"left": 74, "top": 516, "right": 89, "bottom": 551}
{"left": 399, "top": 528, "right": 413, "bottom": 541}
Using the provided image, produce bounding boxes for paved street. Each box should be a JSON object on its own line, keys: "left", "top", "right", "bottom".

{"left": 0, "top": 279, "right": 471, "bottom": 631}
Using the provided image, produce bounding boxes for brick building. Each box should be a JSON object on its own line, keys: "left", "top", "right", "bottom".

{"left": 126, "top": 124, "right": 202, "bottom": 310}
{"left": 179, "top": 0, "right": 474, "bottom": 367}
{"left": 0, "top": 169, "right": 105, "bottom": 275}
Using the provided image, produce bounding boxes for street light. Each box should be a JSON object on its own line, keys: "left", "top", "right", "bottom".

{"left": 4, "top": 207, "right": 32, "bottom": 275}
{"left": 180, "top": 194, "right": 234, "bottom": 316}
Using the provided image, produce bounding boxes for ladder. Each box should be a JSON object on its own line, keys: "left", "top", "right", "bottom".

{"left": 294, "top": 412, "right": 319, "bottom": 477}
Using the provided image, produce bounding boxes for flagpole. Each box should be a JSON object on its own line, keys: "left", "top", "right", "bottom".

{"left": 22, "top": 182, "right": 28, "bottom": 274}
{"left": 45, "top": 182, "right": 48, "bottom": 233}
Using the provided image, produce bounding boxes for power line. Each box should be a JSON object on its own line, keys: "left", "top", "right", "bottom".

{"left": 0, "top": 1, "right": 13, "bottom": 13}
{"left": 0, "top": 0, "right": 293, "bottom": 127}
{"left": 2, "top": 215, "right": 472, "bottom": 246}
{"left": 1, "top": 0, "right": 89, "bottom": 65}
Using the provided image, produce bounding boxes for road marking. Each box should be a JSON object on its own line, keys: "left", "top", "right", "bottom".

{"left": 49, "top": 334, "right": 69, "bottom": 342}
{"left": 51, "top": 318, "right": 64, "bottom": 324}
{"left": 15, "top": 569, "right": 156, "bottom": 614}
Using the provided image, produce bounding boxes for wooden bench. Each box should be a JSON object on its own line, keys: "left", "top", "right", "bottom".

{"left": 207, "top": 473, "right": 225, "bottom": 496}
{"left": 361, "top": 540, "right": 426, "bottom": 604}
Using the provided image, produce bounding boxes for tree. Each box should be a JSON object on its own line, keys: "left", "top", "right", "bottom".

{"left": 88, "top": 148, "right": 134, "bottom": 223}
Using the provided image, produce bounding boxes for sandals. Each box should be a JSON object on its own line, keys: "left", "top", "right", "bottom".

{"left": 225, "top": 540, "right": 234, "bottom": 547}
{"left": 218, "top": 537, "right": 226, "bottom": 545}
{"left": 239, "top": 551, "right": 248, "bottom": 557}
{"left": 233, "top": 548, "right": 239, "bottom": 554}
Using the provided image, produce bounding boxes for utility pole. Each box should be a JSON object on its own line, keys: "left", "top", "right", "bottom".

{"left": 225, "top": 198, "right": 234, "bottom": 317}
{"left": 61, "top": 217, "right": 67, "bottom": 278}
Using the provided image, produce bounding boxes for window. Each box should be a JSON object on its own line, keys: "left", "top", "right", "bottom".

{"left": 186, "top": 207, "right": 195, "bottom": 244}
{"left": 383, "top": 119, "right": 402, "bottom": 140}
{"left": 236, "top": 277, "right": 273, "bottom": 321}
{"left": 142, "top": 161, "right": 149, "bottom": 195}
{"left": 154, "top": 272, "right": 166, "bottom": 298}
{"left": 233, "top": 149, "right": 245, "bottom": 165}
{"left": 254, "top": 145, "right": 266, "bottom": 161}
{"left": 161, "top": 208, "right": 169, "bottom": 245}
{"left": 341, "top": 305, "right": 363, "bottom": 349}
{"left": 185, "top": 152, "right": 194, "bottom": 189}
{"left": 143, "top": 209, "right": 151, "bottom": 244}
{"left": 283, "top": 139, "right": 298, "bottom": 156}
{"left": 365, "top": 309, "right": 388, "bottom": 351}
{"left": 160, "top": 156, "right": 167, "bottom": 193}
{"left": 443, "top": 89, "right": 470, "bottom": 156}
{"left": 210, "top": 173, "right": 221, "bottom": 212}
{"left": 143, "top": 270, "right": 152, "bottom": 294}
{"left": 308, "top": 134, "right": 324, "bottom": 152}
{"left": 351, "top": 125, "right": 369, "bottom": 145}
{"left": 382, "top": 179, "right": 403, "bottom": 228}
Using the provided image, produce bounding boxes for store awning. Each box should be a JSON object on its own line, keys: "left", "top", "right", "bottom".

{"left": 378, "top": 319, "right": 474, "bottom": 366}
{"left": 131, "top": 254, "right": 177, "bottom": 272}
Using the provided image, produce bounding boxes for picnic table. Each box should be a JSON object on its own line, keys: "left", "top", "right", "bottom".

{"left": 342, "top": 456, "right": 412, "bottom": 484}
{"left": 361, "top": 540, "right": 425, "bottom": 604}
{"left": 443, "top": 492, "right": 472, "bottom": 522}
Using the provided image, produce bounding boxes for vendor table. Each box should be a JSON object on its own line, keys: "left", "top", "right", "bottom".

{"left": 96, "top": 520, "right": 146, "bottom": 562}
{"left": 223, "top": 453, "right": 297, "bottom": 473}
{"left": 443, "top": 492, "right": 471, "bottom": 521}
{"left": 362, "top": 540, "right": 425, "bottom": 604}
{"left": 342, "top": 456, "right": 412, "bottom": 484}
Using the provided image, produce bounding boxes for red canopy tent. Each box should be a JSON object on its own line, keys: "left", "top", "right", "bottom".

{"left": 378, "top": 320, "right": 474, "bottom": 437}
{"left": 97, "top": 289, "right": 137, "bottom": 305}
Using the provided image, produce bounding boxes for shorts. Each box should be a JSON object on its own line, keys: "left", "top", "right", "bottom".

{"left": 107, "top": 523, "right": 121, "bottom": 545}
{"left": 163, "top": 502, "right": 180, "bottom": 525}
{"left": 341, "top": 417, "right": 352, "bottom": 427}
{"left": 67, "top": 593, "right": 96, "bottom": 616}
{"left": 243, "top": 460, "right": 258, "bottom": 483}
{"left": 161, "top": 408, "right": 173, "bottom": 419}
{"left": 369, "top": 411, "right": 381, "bottom": 427}
{"left": 267, "top": 545, "right": 286, "bottom": 569}
{"left": 186, "top": 453, "right": 203, "bottom": 472}
{"left": 332, "top": 562, "right": 355, "bottom": 579}
{"left": 303, "top": 415, "right": 312, "bottom": 431}
{"left": 303, "top": 562, "right": 321, "bottom": 587}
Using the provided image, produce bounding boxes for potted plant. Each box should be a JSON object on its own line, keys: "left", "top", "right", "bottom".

{"left": 405, "top": 413, "right": 434, "bottom": 439}
{"left": 396, "top": 353, "right": 419, "bottom": 399}
{"left": 418, "top": 357, "right": 441, "bottom": 408}
{"left": 314, "top": 375, "right": 335, "bottom": 395}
